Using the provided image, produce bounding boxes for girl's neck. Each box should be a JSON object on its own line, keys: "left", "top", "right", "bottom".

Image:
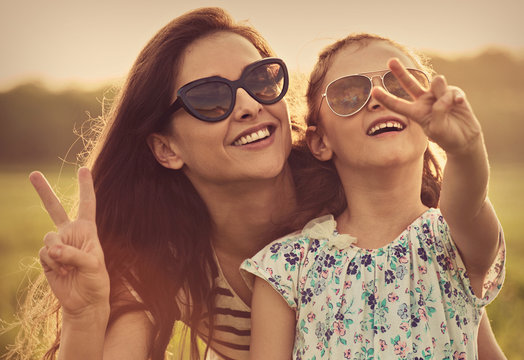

{"left": 336, "top": 159, "right": 428, "bottom": 249}
{"left": 196, "top": 164, "right": 296, "bottom": 260}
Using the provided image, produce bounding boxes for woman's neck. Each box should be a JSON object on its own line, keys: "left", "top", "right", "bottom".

{"left": 195, "top": 164, "right": 296, "bottom": 260}
{"left": 336, "top": 159, "right": 428, "bottom": 248}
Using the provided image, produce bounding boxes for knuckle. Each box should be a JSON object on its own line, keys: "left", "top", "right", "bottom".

{"left": 43, "top": 231, "right": 60, "bottom": 246}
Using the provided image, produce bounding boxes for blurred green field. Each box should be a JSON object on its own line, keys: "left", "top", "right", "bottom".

{"left": 0, "top": 162, "right": 523, "bottom": 358}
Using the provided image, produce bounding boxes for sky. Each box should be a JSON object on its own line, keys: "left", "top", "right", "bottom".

{"left": 1, "top": 0, "right": 523, "bottom": 90}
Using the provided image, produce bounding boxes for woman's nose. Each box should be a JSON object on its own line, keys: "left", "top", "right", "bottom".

{"left": 231, "top": 88, "right": 263, "bottom": 122}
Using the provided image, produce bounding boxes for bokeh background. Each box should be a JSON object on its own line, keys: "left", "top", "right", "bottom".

{"left": 1, "top": 0, "right": 523, "bottom": 358}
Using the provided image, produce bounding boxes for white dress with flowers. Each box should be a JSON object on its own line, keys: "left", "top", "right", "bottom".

{"left": 241, "top": 208, "right": 505, "bottom": 360}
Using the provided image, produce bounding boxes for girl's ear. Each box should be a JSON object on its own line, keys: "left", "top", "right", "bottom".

{"left": 146, "top": 133, "right": 185, "bottom": 170}
{"left": 306, "top": 126, "right": 333, "bottom": 161}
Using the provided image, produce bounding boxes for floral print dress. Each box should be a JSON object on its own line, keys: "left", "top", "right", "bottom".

{"left": 241, "top": 208, "right": 505, "bottom": 360}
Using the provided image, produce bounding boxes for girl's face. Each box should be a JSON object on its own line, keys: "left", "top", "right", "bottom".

{"left": 162, "top": 32, "right": 292, "bottom": 188}
{"left": 316, "top": 41, "right": 428, "bottom": 171}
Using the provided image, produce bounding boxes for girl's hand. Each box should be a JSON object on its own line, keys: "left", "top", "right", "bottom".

{"left": 30, "top": 167, "right": 110, "bottom": 317}
{"left": 372, "top": 58, "right": 483, "bottom": 155}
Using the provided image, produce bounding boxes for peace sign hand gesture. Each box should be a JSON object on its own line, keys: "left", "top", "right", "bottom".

{"left": 372, "top": 58, "right": 483, "bottom": 155}
{"left": 30, "top": 167, "right": 110, "bottom": 317}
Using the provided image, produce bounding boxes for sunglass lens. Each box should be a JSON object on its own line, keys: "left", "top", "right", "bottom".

{"left": 326, "top": 75, "right": 371, "bottom": 116}
{"left": 245, "top": 63, "right": 285, "bottom": 103}
{"left": 185, "top": 81, "right": 233, "bottom": 120}
{"left": 383, "top": 69, "right": 429, "bottom": 101}
{"left": 409, "top": 69, "right": 430, "bottom": 89}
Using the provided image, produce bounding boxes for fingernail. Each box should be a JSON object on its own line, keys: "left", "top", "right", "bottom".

{"left": 49, "top": 246, "right": 62, "bottom": 258}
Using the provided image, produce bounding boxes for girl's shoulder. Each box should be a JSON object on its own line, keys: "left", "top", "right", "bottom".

{"left": 409, "top": 207, "right": 448, "bottom": 238}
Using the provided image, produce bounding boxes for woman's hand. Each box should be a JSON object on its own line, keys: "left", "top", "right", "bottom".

{"left": 30, "top": 167, "right": 110, "bottom": 317}
{"left": 372, "top": 58, "right": 483, "bottom": 155}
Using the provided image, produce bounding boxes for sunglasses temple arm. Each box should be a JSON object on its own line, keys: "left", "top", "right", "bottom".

{"left": 160, "top": 98, "right": 183, "bottom": 124}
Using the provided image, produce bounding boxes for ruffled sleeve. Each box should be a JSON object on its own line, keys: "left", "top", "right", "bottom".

{"left": 477, "top": 225, "right": 506, "bottom": 305}
{"left": 240, "top": 233, "right": 308, "bottom": 309}
{"left": 431, "top": 212, "right": 506, "bottom": 307}
{"left": 240, "top": 215, "right": 357, "bottom": 310}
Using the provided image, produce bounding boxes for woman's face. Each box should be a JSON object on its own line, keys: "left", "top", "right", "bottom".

{"left": 163, "top": 31, "right": 292, "bottom": 188}
{"left": 316, "top": 41, "right": 428, "bottom": 171}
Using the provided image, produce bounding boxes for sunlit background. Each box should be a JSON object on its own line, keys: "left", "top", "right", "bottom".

{"left": 1, "top": 0, "right": 524, "bottom": 89}
{"left": 1, "top": 0, "right": 523, "bottom": 358}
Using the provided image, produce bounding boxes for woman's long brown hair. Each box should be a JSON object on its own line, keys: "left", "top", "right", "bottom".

{"left": 89, "top": 8, "right": 281, "bottom": 360}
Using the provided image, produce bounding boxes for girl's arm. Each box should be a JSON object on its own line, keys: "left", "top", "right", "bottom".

{"left": 439, "top": 135, "right": 500, "bottom": 288}
{"left": 250, "top": 277, "right": 295, "bottom": 360}
{"left": 372, "top": 59, "right": 501, "bottom": 292}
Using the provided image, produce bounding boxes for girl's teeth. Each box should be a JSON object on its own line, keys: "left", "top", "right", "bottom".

{"left": 367, "top": 122, "right": 404, "bottom": 135}
{"left": 234, "top": 127, "right": 271, "bottom": 146}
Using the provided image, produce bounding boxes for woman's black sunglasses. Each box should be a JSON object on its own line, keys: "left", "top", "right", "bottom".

{"left": 161, "top": 57, "right": 289, "bottom": 123}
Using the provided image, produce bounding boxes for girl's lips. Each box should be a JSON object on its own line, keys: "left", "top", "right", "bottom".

{"left": 366, "top": 117, "right": 406, "bottom": 136}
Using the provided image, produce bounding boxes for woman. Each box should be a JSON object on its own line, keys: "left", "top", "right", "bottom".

{"left": 21, "top": 7, "right": 299, "bottom": 360}
{"left": 14, "top": 7, "right": 504, "bottom": 360}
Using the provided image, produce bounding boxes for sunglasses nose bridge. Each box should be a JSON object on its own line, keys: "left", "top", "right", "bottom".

{"left": 369, "top": 74, "right": 385, "bottom": 90}
{"left": 230, "top": 85, "right": 263, "bottom": 121}
{"left": 364, "top": 74, "right": 387, "bottom": 111}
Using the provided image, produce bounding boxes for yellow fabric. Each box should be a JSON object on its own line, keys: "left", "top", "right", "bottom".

{"left": 166, "top": 247, "right": 252, "bottom": 360}
{"left": 166, "top": 321, "right": 206, "bottom": 360}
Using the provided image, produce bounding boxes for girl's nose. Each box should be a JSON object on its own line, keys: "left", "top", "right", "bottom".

{"left": 366, "top": 76, "right": 385, "bottom": 111}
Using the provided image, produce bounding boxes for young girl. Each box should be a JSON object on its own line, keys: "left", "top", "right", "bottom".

{"left": 242, "top": 34, "right": 506, "bottom": 359}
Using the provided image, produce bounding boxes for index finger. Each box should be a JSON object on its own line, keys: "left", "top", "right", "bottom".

{"left": 77, "top": 167, "right": 96, "bottom": 222}
{"left": 371, "top": 86, "right": 415, "bottom": 118}
{"left": 388, "top": 58, "right": 427, "bottom": 99}
{"left": 29, "top": 171, "right": 70, "bottom": 227}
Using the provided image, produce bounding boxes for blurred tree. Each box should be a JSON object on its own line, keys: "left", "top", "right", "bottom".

{"left": 0, "top": 49, "right": 523, "bottom": 166}
{"left": 0, "top": 82, "right": 110, "bottom": 166}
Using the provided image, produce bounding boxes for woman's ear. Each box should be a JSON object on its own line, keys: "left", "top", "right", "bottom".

{"left": 306, "top": 126, "right": 333, "bottom": 161}
{"left": 146, "top": 133, "right": 185, "bottom": 170}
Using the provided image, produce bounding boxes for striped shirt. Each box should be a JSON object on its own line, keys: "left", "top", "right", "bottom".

{"left": 167, "top": 253, "right": 252, "bottom": 360}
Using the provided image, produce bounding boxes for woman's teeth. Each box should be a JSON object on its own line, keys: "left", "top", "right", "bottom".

{"left": 367, "top": 121, "right": 404, "bottom": 136}
{"left": 233, "top": 127, "right": 271, "bottom": 146}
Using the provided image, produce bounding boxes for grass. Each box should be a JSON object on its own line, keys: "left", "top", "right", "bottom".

{"left": 0, "top": 162, "right": 522, "bottom": 358}
{"left": 0, "top": 164, "right": 79, "bottom": 357}
{"left": 483, "top": 163, "right": 524, "bottom": 359}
